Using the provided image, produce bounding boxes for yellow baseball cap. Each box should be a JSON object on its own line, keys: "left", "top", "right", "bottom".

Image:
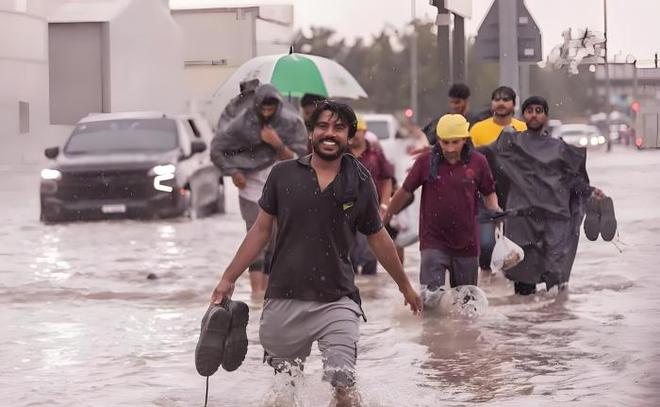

{"left": 356, "top": 116, "right": 368, "bottom": 131}
{"left": 436, "top": 114, "right": 470, "bottom": 140}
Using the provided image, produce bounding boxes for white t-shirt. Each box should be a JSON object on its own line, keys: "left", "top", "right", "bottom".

{"left": 239, "top": 163, "right": 276, "bottom": 202}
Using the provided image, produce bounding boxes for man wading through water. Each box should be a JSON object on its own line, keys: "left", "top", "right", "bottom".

{"left": 478, "top": 96, "right": 614, "bottom": 294}
{"left": 211, "top": 100, "right": 422, "bottom": 406}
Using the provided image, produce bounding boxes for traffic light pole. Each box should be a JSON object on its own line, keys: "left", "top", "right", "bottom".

{"left": 603, "top": 0, "right": 613, "bottom": 152}
{"left": 498, "top": 0, "right": 520, "bottom": 97}
{"left": 453, "top": 14, "right": 466, "bottom": 83}
{"left": 432, "top": 0, "right": 452, "bottom": 113}
{"left": 410, "top": 0, "right": 419, "bottom": 122}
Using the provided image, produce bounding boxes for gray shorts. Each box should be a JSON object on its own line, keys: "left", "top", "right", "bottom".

{"left": 259, "top": 297, "right": 362, "bottom": 387}
{"left": 420, "top": 249, "right": 478, "bottom": 288}
{"left": 239, "top": 196, "right": 274, "bottom": 272}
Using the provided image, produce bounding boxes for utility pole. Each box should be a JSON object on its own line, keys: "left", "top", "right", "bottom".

{"left": 431, "top": 0, "right": 452, "bottom": 112}
{"left": 410, "top": 0, "right": 419, "bottom": 122}
{"left": 453, "top": 13, "right": 466, "bottom": 83}
{"left": 603, "top": 0, "right": 613, "bottom": 152}
{"left": 498, "top": 0, "right": 520, "bottom": 96}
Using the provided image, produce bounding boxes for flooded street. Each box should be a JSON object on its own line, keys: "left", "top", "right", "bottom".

{"left": 1, "top": 148, "right": 659, "bottom": 407}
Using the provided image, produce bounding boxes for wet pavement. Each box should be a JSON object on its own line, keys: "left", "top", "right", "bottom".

{"left": 1, "top": 147, "right": 659, "bottom": 406}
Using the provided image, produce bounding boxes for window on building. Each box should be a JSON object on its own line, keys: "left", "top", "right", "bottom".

{"left": 19, "top": 101, "right": 29, "bottom": 134}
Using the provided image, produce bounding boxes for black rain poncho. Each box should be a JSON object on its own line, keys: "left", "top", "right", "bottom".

{"left": 479, "top": 129, "right": 594, "bottom": 288}
{"left": 210, "top": 84, "right": 308, "bottom": 175}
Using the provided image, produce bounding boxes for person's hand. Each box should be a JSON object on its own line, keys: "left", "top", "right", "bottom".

{"left": 231, "top": 172, "right": 246, "bottom": 189}
{"left": 400, "top": 284, "right": 423, "bottom": 315}
{"left": 211, "top": 278, "right": 235, "bottom": 305}
{"left": 383, "top": 209, "right": 393, "bottom": 225}
{"left": 379, "top": 204, "right": 388, "bottom": 220}
{"left": 261, "top": 126, "right": 283, "bottom": 149}
{"left": 591, "top": 188, "right": 606, "bottom": 201}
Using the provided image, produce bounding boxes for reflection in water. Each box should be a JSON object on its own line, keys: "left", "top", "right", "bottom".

{"left": 1, "top": 151, "right": 660, "bottom": 406}
{"left": 417, "top": 295, "right": 594, "bottom": 403}
{"left": 33, "top": 230, "right": 72, "bottom": 282}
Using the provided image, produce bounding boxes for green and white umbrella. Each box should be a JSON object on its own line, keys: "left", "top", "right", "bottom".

{"left": 210, "top": 52, "right": 367, "bottom": 118}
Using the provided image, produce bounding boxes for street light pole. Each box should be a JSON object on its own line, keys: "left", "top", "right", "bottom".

{"left": 410, "top": 0, "right": 419, "bottom": 122}
{"left": 603, "top": 0, "right": 613, "bottom": 152}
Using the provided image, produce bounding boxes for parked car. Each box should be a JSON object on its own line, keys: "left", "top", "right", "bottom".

{"left": 552, "top": 123, "right": 606, "bottom": 148}
{"left": 40, "top": 111, "right": 225, "bottom": 223}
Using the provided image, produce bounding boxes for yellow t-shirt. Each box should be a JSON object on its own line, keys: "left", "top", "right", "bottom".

{"left": 469, "top": 118, "right": 527, "bottom": 147}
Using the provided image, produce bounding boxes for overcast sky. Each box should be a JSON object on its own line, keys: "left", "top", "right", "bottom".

{"left": 174, "top": 0, "right": 658, "bottom": 64}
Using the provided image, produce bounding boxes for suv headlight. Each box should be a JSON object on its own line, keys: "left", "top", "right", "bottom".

{"left": 41, "top": 169, "right": 62, "bottom": 181}
{"left": 149, "top": 164, "right": 176, "bottom": 192}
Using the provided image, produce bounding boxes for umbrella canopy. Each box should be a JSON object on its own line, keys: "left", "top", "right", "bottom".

{"left": 208, "top": 53, "right": 367, "bottom": 122}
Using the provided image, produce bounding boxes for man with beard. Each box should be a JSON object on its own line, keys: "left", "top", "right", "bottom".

{"left": 385, "top": 114, "right": 501, "bottom": 307}
{"left": 469, "top": 86, "right": 528, "bottom": 274}
{"left": 478, "top": 96, "right": 611, "bottom": 295}
{"left": 421, "top": 83, "right": 475, "bottom": 146}
{"left": 211, "top": 100, "right": 422, "bottom": 407}
{"left": 211, "top": 84, "right": 308, "bottom": 295}
{"left": 470, "top": 86, "right": 527, "bottom": 147}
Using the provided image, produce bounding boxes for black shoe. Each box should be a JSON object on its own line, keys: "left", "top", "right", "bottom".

{"left": 514, "top": 282, "right": 537, "bottom": 296}
{"left": 599, "top": 197, "right": 617, "bottom": 241}
{"left": 583, "top": 198, "right": 600, "bottom": 241}
{"left": 195, "top": 302, "right": 231, "bottom": 377}
{"left": 221, "top": 300, "right": 250, "bottom": 372}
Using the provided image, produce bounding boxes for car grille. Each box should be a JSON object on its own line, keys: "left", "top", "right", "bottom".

{"left": 57, "top": 169, "right": 154, "bottom": 200}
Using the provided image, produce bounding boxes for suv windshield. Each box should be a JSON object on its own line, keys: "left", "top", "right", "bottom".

{"left": 64, "top": 118, "right": 178, "bottom": 154}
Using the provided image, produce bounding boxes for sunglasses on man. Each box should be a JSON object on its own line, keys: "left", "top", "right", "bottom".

{"left": 524, "top": 106, "right": 546, "bottom": 114}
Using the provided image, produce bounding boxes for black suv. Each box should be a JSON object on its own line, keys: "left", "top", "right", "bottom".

{"left": 40, "top": 112, "right": 224, "bottom": 222}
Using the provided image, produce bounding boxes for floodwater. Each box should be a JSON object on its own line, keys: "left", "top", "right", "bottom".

{"left": 1, "top": 148, "right": 659, "bottom": 406}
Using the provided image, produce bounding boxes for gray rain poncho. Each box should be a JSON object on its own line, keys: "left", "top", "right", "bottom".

{"left": 210, "top": 84, "right": 308, "bottom": 175}
{"left": 479, "top": 129, "right": 594, "bottom": 288}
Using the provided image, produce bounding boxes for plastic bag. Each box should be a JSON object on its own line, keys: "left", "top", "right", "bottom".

{"left": 490, "top": 223, "right": 524, "bottom": 273}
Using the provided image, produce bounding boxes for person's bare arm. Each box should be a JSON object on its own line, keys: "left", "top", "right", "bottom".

{"left": 378, "top": 178, "right": 393, "bottom": 217}
{"left": 211, "top": 209, "right": 274, "bottom": 303}
{"left": 482, "top": 192, "right": 502, "bottom": 212}
{"left": 384, "top": 188, "right": 413, "bottom": 224}
{"left": 366, "top": 228, "right": 422, "bottom": 314}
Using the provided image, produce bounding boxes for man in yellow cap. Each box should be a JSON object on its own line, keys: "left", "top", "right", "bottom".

{"left": 385, "top": 114, "right": 501, "bottom": 306}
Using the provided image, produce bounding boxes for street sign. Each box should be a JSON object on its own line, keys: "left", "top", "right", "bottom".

{"left": 475, "top": 0, "right": 542, "bottom": 62}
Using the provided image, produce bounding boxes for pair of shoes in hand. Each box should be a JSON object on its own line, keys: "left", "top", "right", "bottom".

{"left": 584, "top": 196, "right": 617, "bottom": 242}
{"left": 195, "top": 299, "right": 249, "bottom": 376}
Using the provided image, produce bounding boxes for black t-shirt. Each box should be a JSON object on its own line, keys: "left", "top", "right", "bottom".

{"left": 259, "top": 154, "right": 383, "bottom": 302}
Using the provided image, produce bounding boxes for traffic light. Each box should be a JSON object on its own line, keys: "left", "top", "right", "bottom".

{"left": 631, "top": 101, "right": 641, "bottom": 113}
{"left": 404, "top": 108, "right": 414, "bottom": 119}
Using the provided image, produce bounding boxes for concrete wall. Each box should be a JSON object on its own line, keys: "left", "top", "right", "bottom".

{"left": 0, "top": 5, "right": 53, "bottom": 164}
{"left": 172, "top": 8, "right": 257, "bottom": 106}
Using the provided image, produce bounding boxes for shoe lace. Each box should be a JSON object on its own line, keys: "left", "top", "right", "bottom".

{"left": 610, "top": 230, "right": 626, "bottom": 254}
{"left": 204, "top": 376, "right": 209, "bottom": 407}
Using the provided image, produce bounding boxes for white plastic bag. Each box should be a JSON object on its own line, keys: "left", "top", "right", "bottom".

{"left": 490, "top": 223, "right": 524, "bottom": 273}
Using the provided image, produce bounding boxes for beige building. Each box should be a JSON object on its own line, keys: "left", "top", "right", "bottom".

{"left": 0, "top": 0, "right": 185, "bottom": 165}
{"left": 170, "top": 2, "right": 294, "bottom": 124}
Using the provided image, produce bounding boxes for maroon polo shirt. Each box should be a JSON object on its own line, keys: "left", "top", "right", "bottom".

{"left": 402, "top": 150, "right": 496, "bottom": 257}
{"left": 354, "top": 142, "right": 395, "bottom": 202}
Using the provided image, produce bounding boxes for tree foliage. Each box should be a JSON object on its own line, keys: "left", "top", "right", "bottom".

{"left": 294, "top": 22, "right": 598, "bottom": 123}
